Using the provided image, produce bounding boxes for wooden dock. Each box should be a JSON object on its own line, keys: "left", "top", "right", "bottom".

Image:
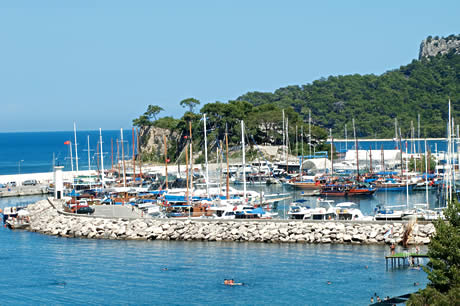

{"left": 385, "top": 253, "right": 428, "bottom": 268}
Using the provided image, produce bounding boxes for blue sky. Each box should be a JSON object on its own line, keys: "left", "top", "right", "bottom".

{"left": 0, "top": 0, "right": 459, "bottom": 132}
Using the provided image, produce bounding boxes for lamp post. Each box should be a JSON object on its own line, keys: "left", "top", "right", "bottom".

{"left": 18, "top": 160, "right": 24, "bottom": 175}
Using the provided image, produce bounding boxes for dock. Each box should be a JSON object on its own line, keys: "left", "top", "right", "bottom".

{"left": 0, "top": 185, "right": 50, "bottom": 198}
{"left": 385, "top": 253, "right": 428, "bottom": 268}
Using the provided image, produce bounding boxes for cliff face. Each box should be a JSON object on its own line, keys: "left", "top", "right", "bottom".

{"left": 419, "top": 35, "right": 460, "bottom": 59}
{"left": 138, "top": 126, "right": 179, "bottom": 161}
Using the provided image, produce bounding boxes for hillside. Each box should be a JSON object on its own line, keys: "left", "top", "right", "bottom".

{"left": 237, "top": 35, "right": 460, "bottom": 138}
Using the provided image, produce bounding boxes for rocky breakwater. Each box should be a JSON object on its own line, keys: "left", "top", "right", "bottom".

{"left": 27, "top": 199, "right": 435, "bottom": 245}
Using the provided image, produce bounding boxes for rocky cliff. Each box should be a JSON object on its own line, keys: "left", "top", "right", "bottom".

{"left": 138, "top": 126, "right": 179, "bottom": 161}
{"left": 419, "top": 34, "right": 460, "bottom": 59}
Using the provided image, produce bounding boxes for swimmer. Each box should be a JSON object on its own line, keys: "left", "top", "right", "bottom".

{"left": 161, "top": 267, "right": 168, "bottom": 271}
{"left": 365, "top": 265, "right": 369, "bottom": 269}
{"left": 414, "top": 282, "right": 419, "bottom": 286}
{"left": 327, "top": 281, "right": 332, "bottom": 285}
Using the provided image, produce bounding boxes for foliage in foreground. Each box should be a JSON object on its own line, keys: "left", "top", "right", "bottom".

{"left": 407, "top": 200, "right": 460, "bottom": 305}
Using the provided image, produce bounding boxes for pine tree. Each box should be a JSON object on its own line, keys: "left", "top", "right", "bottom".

{"left": 407, "top": 201, "right": 460, "bottom": 305}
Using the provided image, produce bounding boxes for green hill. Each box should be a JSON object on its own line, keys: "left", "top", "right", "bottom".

{"left": 237, "top": 42, "right": 460, "bottom": 138}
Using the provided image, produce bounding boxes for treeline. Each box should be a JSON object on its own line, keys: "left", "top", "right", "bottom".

{"left": 238, "top": 52, "right": 460, "bottom": 138}
{"left": 134, "top": 100, "right": 329, "bottom": 162}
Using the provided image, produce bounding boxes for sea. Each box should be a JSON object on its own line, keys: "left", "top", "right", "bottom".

{"left": 0, "top": 131, "right": 440, "bottom": 304}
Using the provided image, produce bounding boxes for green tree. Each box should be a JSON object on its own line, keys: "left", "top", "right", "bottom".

{"left": 407, "top": 200, "right": 460, "bottom": 305}
{"left": 132, "top": 115, "right": 151, "bottom": 127}
{"left": 145, "top": 105, "right": 164, "bottom": 121}
{"left": 180, "top": 98, "right": 200, "bottom": 113}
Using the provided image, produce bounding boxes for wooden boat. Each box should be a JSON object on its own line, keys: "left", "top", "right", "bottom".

{"left": 347, "top": 183, "right": 377, "bottom": 196}
{"left": 320, "top": 184, "right": 349, "bottom": 197}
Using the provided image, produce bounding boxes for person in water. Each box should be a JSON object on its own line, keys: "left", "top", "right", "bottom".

{"left": 224, "top": 279, "right": 235, "bottom": 285}
{"left": 370, "top": 297, "right": 374, "bottom": 303}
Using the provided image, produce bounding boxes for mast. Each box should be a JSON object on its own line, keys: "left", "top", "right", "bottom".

{"left": 353, "top": 118, "right": 359, "bottom": 179}
{"left": 331, "top": 131, "right": 334, "bottom": 175}
{"left": 99, "top": 128, "right": 105, "bottom": 188}
{"left": 203, "top": 114, "right": 209, "bottom": 196}
{"left": 394, "top": 118, "right": 398, "bottom": 149}
{"left": 69, "top": 141, "right": 74, "bottom": 172}
{"left": 448, "top": 100, "right": 452, "bottom": 202}
{"left": 185, "top": 139, "right": 190, "bottom": 213}
{"left": 295, "top": 125, "right": 298, "bottom": 159}
{"left": 121, "top": 128, "right": 126, "bottom": 187}
{"left": 345, "top": 124, "right": 347, "bottom": 152}
{"left": 225, "top": 124, "right": 230, "bottom": 200}
{"left": 241, "top": 120, "right": 246, "bottom": 199}
{"left": 111, "top": 138, "right": 113, "bottom": 171}
{"left": 137, "top": 128, "right": 142, "bottom": 179}
{"left": 369, "top": 145, "right": 372, "bottom": 174}
{"left": 164, "top": 134, "right": 168, "bottom": 190}
{"left": 74, "top": 122, "right": 79, "bottom": 173}
{"left": 418, "top": 113, "right": 421, "bottom": 154}
{"left": 132, "top": 128, "right": 136, "bottom": 180}
{"left": 116, "top": 139, "right": 121, "bottom": 176}
{"left": 425, "top": 138, "right": 429, "bottom": 206}
{"left": 300, "top": 125, "right": 304, "bottom": 175}
{"left": 286, "top": 117, "right": 289, "bottom": 173}
{"left": 282, "top": 110, "right": 285, "bottom": 160}
{"left": 406, "top": 141, "right": 409, "bottom": 209}
{"left": 189, "top": 121, "right": 193, "bottom": 198}
{"left": 87, "top": 135, "right": 91, "bottom": 170}
{"left": 399, "top": 128, "right": 403, "bottom": 177}
{"left": 381, "top": 144, "right": 384, "bottom": 172}
{"left": 309, "top": 109, "right": 312, "bottom": 157}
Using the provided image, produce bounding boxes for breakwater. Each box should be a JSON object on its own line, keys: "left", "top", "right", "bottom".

{"left": 26, "top": 199, "right": 435, "bottom": 245}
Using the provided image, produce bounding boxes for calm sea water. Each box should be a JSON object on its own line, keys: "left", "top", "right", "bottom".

{"left": 0, "top": 130, "right": 134, "bottom": 175}
{"left": 0, "top": 195, "right": 429, "bottom": 305}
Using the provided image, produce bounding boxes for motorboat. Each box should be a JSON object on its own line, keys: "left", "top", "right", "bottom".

{"left": 335, "top": 202, "right": 373, "bottom": 221}
{"left": 374, "top": 206, "right": 404, "bottom": 220}
{"left": 287, "top": 199, "right": 312, "bottom": 220}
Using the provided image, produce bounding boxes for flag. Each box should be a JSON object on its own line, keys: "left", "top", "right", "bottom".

{"left": 64, "top": 140, "right": 71, "bottom": 145}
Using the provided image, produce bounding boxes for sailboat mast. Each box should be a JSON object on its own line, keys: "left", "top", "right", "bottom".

{"left": 185, "top": 140, "right": 190, "bottom": 211}
{"left": 164, "top": 134, "right": 168, "bottom": 190}
{"left": 406, "top": 141, "right": 409, "bottom": 209}
{"left": 425, "top": 138, "right": 429, "bottom": 206}
{"left": 74, "top": 122, "right": 79, "bottom": 173}
{"left": 381, "top": 145, "right": 384, "bottom": 172}
{"left": 111, "top": 138, "right": 113, "bottom": 171}
{"left": 87, "top": 135, "right": 91, "bottom": 170}
{"left": 345, "top": 124, "right": 348, "bottom": 152}
{"left": 225, "top": 125, "right": 230, "bottom": 200}
{"left": 286, "top": 117, "right": 289, "bottom": 173}
{"left": 137, "top": 128, "right": 142, "bottom": 179}
{"left": 188, "top": 121, "right": 193, "bottom": 200}
{"left": 353, "top": 118, "right": 359, "bottom": 179}
{"left": 300, "top": 125, "right": 304, "bottom": 174}
{"left": 203, "top": 114, "right": 209, "bottom": 196}
{"left": 369, "top": 145, "right": 372, "bottom": 174}
{"left": 331, "top": 131, "right": 334, "bottom": 175}
{"left": 132, "top": 128, "right": 136, "bottom": 180}
{"left": 99, "top": 128, "right": 105, "bottom": 188}
{"left": 69, "top": 141, "right": 74, "bottom": 172}
{"left": 121, "top": 128, "right": 126, "bottom": 187}
{"left": 282, "top": 110, "right": 285, "bottom": 160}
{"left": 241, "top": 120, "right": 246, "bottom": 199}
{"left": 309, "top": 109, "right": 312, "bottom": 157}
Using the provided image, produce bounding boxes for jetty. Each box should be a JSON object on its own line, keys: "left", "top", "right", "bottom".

{"left": 19, "top": 198, "right": 436, "bottom": 245}
{"left": 0, "top": 185, "right": 50, "bottom": 198}
{"left": 385, "top": 252, "right": 428, "bottom": 268}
